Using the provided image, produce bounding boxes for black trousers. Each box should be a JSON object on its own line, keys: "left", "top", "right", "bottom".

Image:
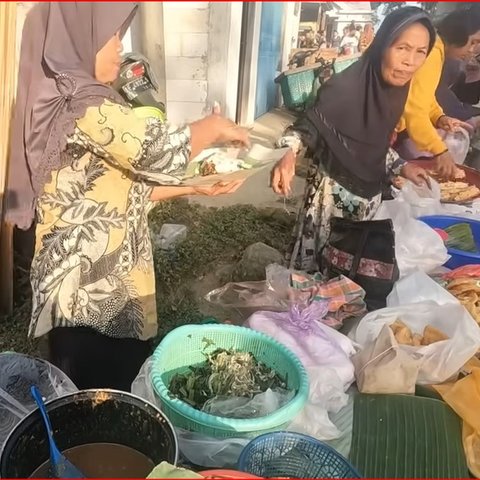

{"left": 47, "top": 327, "right": 152, "bottom": 392}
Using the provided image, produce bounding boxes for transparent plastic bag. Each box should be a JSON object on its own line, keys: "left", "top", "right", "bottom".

{"left": 0, "top": 352, "right": 77, "bottom": 447}
{"left": 202, "top": 388, "right": 294, "bottom": 418}
{"left": 153, "top": 224, "right": 187, "bottom": 250}
{"left": 204, "top": 263, "right": 308, "bottom": 312}
{"left": 131, "top": 358, "right": 250, "bottom": 468}
{"left": 441, "top": 128, "right": 470, "bottom": 165}
{"left": 205, "top": 264, "right": 366, "bottom": 329}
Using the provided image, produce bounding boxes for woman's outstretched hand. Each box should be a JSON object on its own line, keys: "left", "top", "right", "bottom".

{"left": 436, "top": 115, "right": 474, "bottom": 134}
{"left": 209, "top": 115, "right": 250, "bottom": 149}
{"left": 401, "top": 163, "right": 431, "bottom": 188}
{"left": 436, "top": 151, "right": 457, "bottom": 180}
{"left": 270, "top": 149, "right": 296, "bottom": 196}
{"left": 190, "top": 105, "right": 250, "bottom": 158}
{"left": 193, "top": 180, "right": 244, "bottom": 196}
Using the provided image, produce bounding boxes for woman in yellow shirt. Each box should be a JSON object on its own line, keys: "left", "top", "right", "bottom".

{"left": 396, "top": 7, "right": 480, "bottom": 178}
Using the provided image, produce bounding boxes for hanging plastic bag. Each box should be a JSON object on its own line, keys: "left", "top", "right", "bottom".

{"left": 0, "top": 353, "right": 77, "bottom": 448}
{"left": 353, "top": 272, "right": 480, "bottom": 384}
{"left": 374, "top": 199, "right": 450, "bottom": 277}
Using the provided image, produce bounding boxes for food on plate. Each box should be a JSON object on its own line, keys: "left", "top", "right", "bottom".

{"left": 199, "top": 160, "right": 218, "bottom": 176}
{"left": 389, "top": 320, "right": 448, "bottom": 346}
{"left": 428, "top": 167, "right": 466, "bottom": 181}
{"left": 446, "top": 276, "right": 480, "bottom": 324}
{"left": 439, "top": 181, "right": 480, "bottom": 203}
{"left": 392, "top": 166, "right": 480, "bottom": 203}
{"left": 196, "top": 154, "right": 252, "bottom": 177}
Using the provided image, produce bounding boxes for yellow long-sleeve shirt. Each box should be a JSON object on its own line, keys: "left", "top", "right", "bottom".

{"left": 396, "top": 37, "right": 446, "bottom": 156}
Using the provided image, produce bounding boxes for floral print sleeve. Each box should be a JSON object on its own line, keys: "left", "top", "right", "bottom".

{"left": 75, "top": 100, "right": 191, "bottom": 185}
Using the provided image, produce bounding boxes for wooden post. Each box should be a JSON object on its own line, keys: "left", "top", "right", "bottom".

{"left": 0, "top": 2, "right": 18, "bottom": 315}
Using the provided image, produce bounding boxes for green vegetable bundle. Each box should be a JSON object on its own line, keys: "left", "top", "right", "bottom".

{"left": 445, "top": 223, "right": 477, "bottom": 253}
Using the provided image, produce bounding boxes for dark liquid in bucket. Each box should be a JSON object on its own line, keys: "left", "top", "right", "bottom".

{"left": 29, "top": 442, "right": 155, "bottom": 478}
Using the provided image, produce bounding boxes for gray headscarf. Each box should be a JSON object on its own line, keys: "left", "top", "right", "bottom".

{"left": 6, "top": 2, "right": 138, "bottom": 230}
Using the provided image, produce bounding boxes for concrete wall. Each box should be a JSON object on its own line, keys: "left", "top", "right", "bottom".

{"left": 162, "top": 2, "right": 209, "bottom": 124}
{"left": 206, "top": 2, "right": 243, "bottom": 121}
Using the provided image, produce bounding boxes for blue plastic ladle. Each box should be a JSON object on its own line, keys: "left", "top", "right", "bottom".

{"left": 30, "top": 386, "right": 85, "bottom": 478}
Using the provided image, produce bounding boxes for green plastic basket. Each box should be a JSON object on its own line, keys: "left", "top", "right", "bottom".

{"left": 333, "top": 57, "right": 359, "bottom": 74}
{"left": 275, "top": 69, "right": 316, "bottom": 110}
{"left": 150, "top": 324, "right": 309, "bottom": 438}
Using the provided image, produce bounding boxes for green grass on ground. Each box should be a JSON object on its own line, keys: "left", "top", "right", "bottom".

{"left": 0, "top": 200, "right": 295, "bottom": 355}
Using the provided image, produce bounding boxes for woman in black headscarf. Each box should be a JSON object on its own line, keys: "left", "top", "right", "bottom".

{"left": 271, "top": 7, "right": 436, "bottom": 272}
{"left": 7, "top": 2, "right": 249, "bottom": 390}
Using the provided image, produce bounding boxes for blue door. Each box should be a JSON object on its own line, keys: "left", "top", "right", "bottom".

{"left": 255, "top": 2, "right": 285, "bottom": 119}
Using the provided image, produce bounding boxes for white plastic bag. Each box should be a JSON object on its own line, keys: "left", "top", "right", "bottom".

{"left": 387, "top": 270, "right": 457, "bottom": 306}
{"left": 353, "top": 272, "right": 480, "bottom": 384}
{"left": 374, "top": 199, "right": 449, "bottom": 277}
{"left": 392, "top": 179, "right": 442, "bottom": 217}
{"left": 288, "top": 366, "right": 349, "bottom": 441}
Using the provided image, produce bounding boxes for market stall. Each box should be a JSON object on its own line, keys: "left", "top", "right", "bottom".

{"left": 2, "top": 3, "right": 480, "bottom": 479}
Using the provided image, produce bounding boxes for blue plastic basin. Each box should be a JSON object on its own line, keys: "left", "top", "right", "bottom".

{"left": 418, "top": 215, "right": 480, "bottom": 269}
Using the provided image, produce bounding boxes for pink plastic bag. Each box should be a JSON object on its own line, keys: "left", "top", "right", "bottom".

{"left": 245, "top": 302, "right": 356, "bottom": 387}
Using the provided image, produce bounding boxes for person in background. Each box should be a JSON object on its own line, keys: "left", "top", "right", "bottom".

{"left": 355, "top": 24, "right": 363, "bottom": 42}
{"left": 331, "top": 31, "right": 341, "bottom": 50}
{"left": 452, "top": 43, "right": 480, "bottom": 108}
{"left": 298, "top": 33, "right": 307, "bottom": 48}
{"left": 271, "top": 7, "right": 434, "bottom": 272}
{"left": 436, "top": 57, "right": 480, "bottom": 125}
{"left": 395, "top": 7, "right": 480, "bottom": 178}
{"left": 305, "top": 29, "right": 316, "bottom": 48}
{"left": 316, "top": 30, "right": 326, "bottom": 48}
{"left": 6, "top": 2, "right": 249, "bottom": 391}
{"left": 359, "top": 23, "right": 375, "bottom": 53}
{"left": 340, "top": 24, "right": 359, "bottom": 55}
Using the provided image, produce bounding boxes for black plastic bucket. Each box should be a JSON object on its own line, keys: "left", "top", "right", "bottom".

{"left": 0, "top": 389, "right": 178, "bottom": 478}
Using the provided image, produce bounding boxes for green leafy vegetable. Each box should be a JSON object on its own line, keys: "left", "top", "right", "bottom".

{"left": 445, "top": 223, "right": 477, "bottom": 253}
{"left": 169, "top": 348, "right": 287, "bottom": 410}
